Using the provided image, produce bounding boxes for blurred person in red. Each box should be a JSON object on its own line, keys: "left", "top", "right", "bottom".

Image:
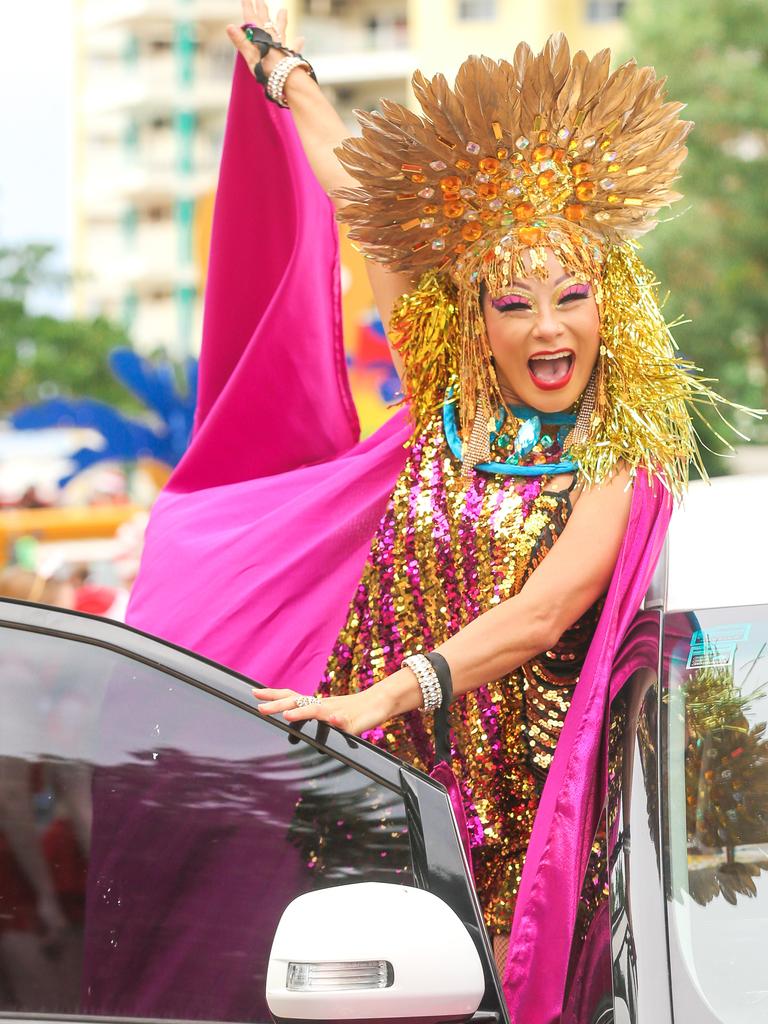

{"left": 0, "top": 569, "right": 88, "bottom": 1010}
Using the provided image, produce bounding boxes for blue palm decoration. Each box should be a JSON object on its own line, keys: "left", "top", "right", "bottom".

{"left": 11, "top": 347, "right": 198, "bottom": 486}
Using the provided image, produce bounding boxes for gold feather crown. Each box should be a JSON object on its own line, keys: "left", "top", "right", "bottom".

{"left": 333, "top": 34, "right": 692, "bottom": 274}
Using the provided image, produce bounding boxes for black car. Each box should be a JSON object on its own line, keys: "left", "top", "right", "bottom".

{"left": 0, "top": 522, "right": 766, "bottom": 1023}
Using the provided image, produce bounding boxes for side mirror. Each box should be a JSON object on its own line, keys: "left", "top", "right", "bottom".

{"left": 266, "top": 882, "right": 485, "bottom": 1021}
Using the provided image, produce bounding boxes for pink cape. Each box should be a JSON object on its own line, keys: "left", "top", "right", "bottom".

{"left": 127, "top": 58, "right": 671, "bottom": 1022}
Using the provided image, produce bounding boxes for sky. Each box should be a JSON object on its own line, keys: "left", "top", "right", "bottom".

{"left": 0, "top": 1, "right": 74, "bottom": 313}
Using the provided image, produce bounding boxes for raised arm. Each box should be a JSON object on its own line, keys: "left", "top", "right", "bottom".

{"left": 227, "top": 4, "right": 410, "bottom": 372}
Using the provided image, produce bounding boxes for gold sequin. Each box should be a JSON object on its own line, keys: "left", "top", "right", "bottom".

{"left": 321, "top": 415, "right": 601, "bottom": 934}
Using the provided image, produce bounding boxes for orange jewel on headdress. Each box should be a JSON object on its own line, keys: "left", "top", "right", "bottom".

{"left": 575, "top": 181, "right": 597, "bottom": 201}
{"left": 518, "top": 225, "right": 543, "bottom": 245}
{"left": 537, "top": 170, "right": 556, "bottom": 189}
{"left": 513, "top": 201, "right": 536, "bottom": 221}
{"left": 444, "top": 201, "right": 465, "bottom": 218}
{"left": 476, "top": 181, "right": 499, "bottom": 199}
{"left": 479, "top": 156, "right": 500, "bottom": 174}
{"left": 442, "top": 188, "right": 461, "bottom": 201}
{"left": 439, "top": 175, "right": 462, "bottom": 191}
{"left": 461, "top": 222, "right": 483, "bottom": 241}
{"left": 564, "top": 203, "right": 587, "bottom": 221}
{"left": 532, "top": 144, "right": 554, "bottom": 162}
{"left": 572, "top": 162, "right": 593, "bottom": 180}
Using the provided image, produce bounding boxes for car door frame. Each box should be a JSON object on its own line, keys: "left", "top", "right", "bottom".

{"left": 607, "top": 544, "right": 674, "bottom": 1024}
{"left": 0, "top": 597, "right": 509, "bottom": 1024}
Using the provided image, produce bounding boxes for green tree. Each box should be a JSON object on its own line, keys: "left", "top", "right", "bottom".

{"left": 625, "top": 0, "right": 768, "bottom": 467}
{"left": 0, "top": 243, "right": 141, "bottom": 415}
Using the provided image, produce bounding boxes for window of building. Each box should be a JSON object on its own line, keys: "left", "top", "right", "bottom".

{"left": 586, "top": 0, "right": 627, "bottom": 22}
{"left": 458, "top": 0, "right": 497, "bottom": 18}
{"left": 121, "top": 290, "right": 139, "bottom": 330}
{"left": 120, "top": 206, "right": 138, "bottom": 243}
{"left": 146, "top": 204, "right": 171, "bottom": 222}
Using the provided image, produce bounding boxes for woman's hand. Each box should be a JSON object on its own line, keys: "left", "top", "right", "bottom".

{"left": 226, "top": 2, "right": 304, "bottom": 78}
{"left": 253, "top": 685, "right": 387, "bottom": 735}
{"left": 253, "top": 669, "right": 421, "bottom": 735}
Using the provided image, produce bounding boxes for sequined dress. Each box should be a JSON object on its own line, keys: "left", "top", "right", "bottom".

{"left": 320, "top": 411, "right": 601, "bottom": 935}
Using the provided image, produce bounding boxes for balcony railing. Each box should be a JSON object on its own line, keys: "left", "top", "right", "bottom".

{"left": 298, "top": 14, "right": 409, "bottom": 55}
{"left": 82, "top": 0, "right": 234, "bottom": 32}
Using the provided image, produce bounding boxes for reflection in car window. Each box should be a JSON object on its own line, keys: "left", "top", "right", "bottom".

{"left": 0, "top": 627, "right": 410, "bottom": 1022}
{"left": 664, "top": 606, "right": 768, "bottom": 1021}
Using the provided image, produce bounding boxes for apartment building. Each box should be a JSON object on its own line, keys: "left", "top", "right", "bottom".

{"left": 72, "top": 0, "right": 625, "bottom": 358}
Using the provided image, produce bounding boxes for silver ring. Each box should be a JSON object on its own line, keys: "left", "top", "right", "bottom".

{"left": 296, "top": 695, "right": 323, "bottom": 708}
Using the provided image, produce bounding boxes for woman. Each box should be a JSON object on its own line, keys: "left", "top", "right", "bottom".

{"left": 127, "top": 6, "right": 747, "bottom": 1019}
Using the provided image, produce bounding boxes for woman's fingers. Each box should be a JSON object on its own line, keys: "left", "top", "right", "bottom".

{"left": 275, "top": 7, "right": 288, "bottom": 41}
{"left": 226, "top": 24, "right": 248, "bottom": 56}
{"left": 254, "top": 0, "right": 269, "bottom": 21}
{"left": 284, "top": 703, "right": 349, "bottom": 731}
{"left": 226, "top": 23, "right": 262, "bottom": 72}
{"left": 257, "top": 697, "right": 301, "bottom": 715}
{"left": 251, "top": 686, "right": 353, "bottom": 732}
{"left": 253, "top": 686, "right": 296, "bottom": 701}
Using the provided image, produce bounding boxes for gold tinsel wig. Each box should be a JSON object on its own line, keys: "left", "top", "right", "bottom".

{"left": 332, "top": 34, "right": 759, "bottom": 498}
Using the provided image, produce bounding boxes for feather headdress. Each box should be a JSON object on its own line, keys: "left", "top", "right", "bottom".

{"left": 334, "top": 35, "right": 690, "bottom": 273}
{"left": 333, "top": 36, "right": 759, "bottom": 497}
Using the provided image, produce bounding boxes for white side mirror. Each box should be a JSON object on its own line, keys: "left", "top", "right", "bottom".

{"left": 266, "top": 882, "right": 485, "bottom": 1021}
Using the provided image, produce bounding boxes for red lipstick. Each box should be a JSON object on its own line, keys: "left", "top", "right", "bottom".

{"left": 527, "top": 349, "right": 575, "bottom": 391}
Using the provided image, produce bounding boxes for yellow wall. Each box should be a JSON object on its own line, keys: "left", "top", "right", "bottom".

{"left": 407, "top": 0, "right": 625, "bottom": 80}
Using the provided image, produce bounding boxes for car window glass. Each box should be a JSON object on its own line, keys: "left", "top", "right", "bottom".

{"left": 664, "top": 606, "right": 768, "bottom": 1022}
{"left": 0, "top": 626, "right": 411, "bottom": 1023}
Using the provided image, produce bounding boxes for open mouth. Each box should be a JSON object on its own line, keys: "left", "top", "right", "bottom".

{"left": 527, "top": 350, "right": 575, "bottom": 391}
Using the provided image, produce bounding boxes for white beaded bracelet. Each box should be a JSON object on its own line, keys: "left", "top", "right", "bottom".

{"left": 266, "top": 54, "right": 311, "bottom": 108}
{"left": 403, "top": 653, "right": 442, "bottom": 713}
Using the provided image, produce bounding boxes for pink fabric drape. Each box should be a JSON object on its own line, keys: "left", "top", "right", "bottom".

{"left": 127, "top": 56, "right": 671, "bottom": 1022}
{"left": 503, "top": 494, "right": 670, "bottom": 1021}
{"left": 127, "top": 59, "right": 411, "bottom": 692}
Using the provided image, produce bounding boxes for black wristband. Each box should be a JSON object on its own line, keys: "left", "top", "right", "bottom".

{"left": 425, "top": 652, "right": 453, "bottom": 706}
{"left": 242, "top": 24, "right": 274, "bottom": 58}
{"left": 251, "top": 48, "right": 319, "bottom": 101}
{"left": 425, "top": 652, "right": 453, "bottom": 765}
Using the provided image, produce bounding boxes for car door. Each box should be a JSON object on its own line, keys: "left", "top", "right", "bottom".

{"left": 608, "top": 597, "right": 768, "bottom": 1024}
{"left": 0, "top": 597, "right": 507, "bottom": 1024}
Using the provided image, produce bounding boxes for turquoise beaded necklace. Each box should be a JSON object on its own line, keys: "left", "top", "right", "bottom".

{"left": 442, "top": 391, "right": 578, "bottom": 477}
